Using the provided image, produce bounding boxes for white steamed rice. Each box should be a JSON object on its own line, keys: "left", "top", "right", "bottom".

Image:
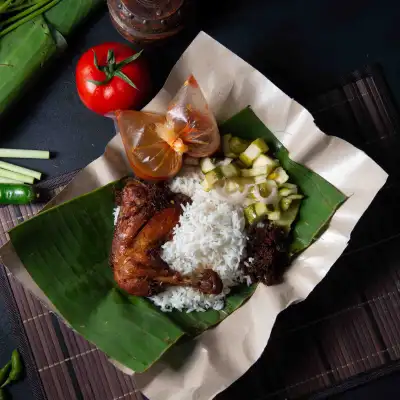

{"left": 115, "top": 170, "right": 248, "bottom": 312}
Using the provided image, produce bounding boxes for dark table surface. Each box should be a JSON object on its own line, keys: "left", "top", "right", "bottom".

{"left": 2, "top": 0, "right": 400, "bottom": 399}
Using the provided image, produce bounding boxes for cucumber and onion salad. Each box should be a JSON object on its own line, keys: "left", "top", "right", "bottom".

{"left": 199, "top": 135, "right": 303, "bottom": 229}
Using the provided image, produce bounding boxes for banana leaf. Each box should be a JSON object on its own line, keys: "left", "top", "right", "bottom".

{"left": 0, "top": 0, "right": 104, "bottom": 115}
{"left": 220, "top": 107, "right": 347, "bottom": 253}
{"left": 8, "top": 108, "right": 346, "bottom": 372}
{"left": 0, "top": 16, "right": 58, "bottom": 115}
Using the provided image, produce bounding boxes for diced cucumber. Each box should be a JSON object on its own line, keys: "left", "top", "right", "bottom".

{"left": 205, "top": 168, "right": 223, "bottom": 187}
{"left": 230, "top": 137, "right": 249, "bottom": 154}
{"left": 225, "top": 179, "right": 240, "bottom": 193}
{"left": 267, "top": 210, "right": 281, "bottom": 221}
{"left": 244, "top": 204, "right": 258, "bottom": 225}
{"left": 278, "top": 188, "right": 294, "bottom": 197}
{"left": 238, "top": 138, "right": 269, "bottom": 167}
{"left": 200, "top": 157, "right": 216, "bottom": 174}
{"left": 229, "top": 177, "right": 255, "bottom": 191}
{"left": 244, "top": 198, "right": 256, "bottom": 207}
{"left": 280, "top": 182, "right": 298, "bottom": 191}
{"left": 221, "top": 163, "right": 240, "bottom": 178}
{"left": 233, "top": 159, "right": 247, "bottom": 169}
{"left": 287, "top": 194, "right": 304, "bottom": 200}
{"left": 275, "top": 200, "right": 301, "bottom": 230}
{"left": 222, "top": 134, "right": 237, "bottom": 158}
{"left": 239, "top": 152, "right": 256, "bottom": 167}
{"left": 280, "top": 197, "right": 292, "bottom": 211}
{"left": 239, "top": 145, "right": 261, "bottom": 167}
{"left": 254, "top": 202, "right": 268, "bottom": 218}
{"left": 253, "top": 154, "right": 278, "bottom": 172}
{"left": 241, "top": 166, "right": 269, "bottom": 177}
{"left": 252, "top": 138, "right": 269, "bottom": 153}
{"left": 254, "top": 175, "right": 268, "bottom": 184}
{"left": 217, "top": 157, "right": 233, "bottom": 167}
{"left": 268, "top": 167, "right": 289, "bottom": 185}
{"left": 202, "top": 179, "right": 212, "bottom": 192}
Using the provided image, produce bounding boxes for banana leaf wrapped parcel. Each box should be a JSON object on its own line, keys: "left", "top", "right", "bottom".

{"left": 0, "top": 0, "right": 104, "bottom": 116}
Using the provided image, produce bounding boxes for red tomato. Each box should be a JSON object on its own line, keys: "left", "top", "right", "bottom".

{"left": 76, "top": 42, "right": 150, "bottom": 115}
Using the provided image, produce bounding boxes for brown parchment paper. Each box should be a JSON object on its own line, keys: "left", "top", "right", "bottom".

{"left": 0, "top": 32, "right": 388, "bottom": 400}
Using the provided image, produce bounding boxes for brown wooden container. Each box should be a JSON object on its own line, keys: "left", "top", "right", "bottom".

{"left": 107, "top": 0, "right": 192, "bottom": 45}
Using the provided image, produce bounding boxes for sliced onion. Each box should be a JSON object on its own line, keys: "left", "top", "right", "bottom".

{"left": 213, "top": 183, "right": 250, "bottom": 205}
{"left": 253, "top": 184, "right": 278, "bottom": 205}
{"left": 216, "top": 158, "right": 233, "bottom": 166}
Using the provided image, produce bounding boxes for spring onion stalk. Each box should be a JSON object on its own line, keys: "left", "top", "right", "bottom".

{"left": 0, "top": 148, "right": 49, "bottom": 159}
{"left": 0, "top": 0, "right": 14, "bottom": 13}
{"left": 0, "top": 161, "right": 41, "bottom": 180}
{"left": 0, "top": 168, "right": 34, "bottom": 184}
{"left": 0, "top": 0, "right": 61, "bottom": 38}
{"left": 0, "top": 177, "right": 21, "bottom": 184}
{"left": 1, "top": 0, "right": 54, "bottom": 25}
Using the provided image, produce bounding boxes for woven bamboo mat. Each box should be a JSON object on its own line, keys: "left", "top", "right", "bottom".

{"left": 0, "top": 171, "right": 144, "bottom": 400}
{"left": 217, "top": 65, "right": 400, "bottom": 400}
{"left": 0, "top": 64, "right": 399, "bottom": 400}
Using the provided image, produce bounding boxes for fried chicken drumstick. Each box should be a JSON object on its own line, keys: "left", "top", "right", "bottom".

{"left": 111, "top": 179, "right": 223, "bottom": 297}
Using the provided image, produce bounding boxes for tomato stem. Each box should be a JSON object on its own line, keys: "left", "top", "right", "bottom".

{"left": 90, "top": 49, "right": 143, "bottom": 90}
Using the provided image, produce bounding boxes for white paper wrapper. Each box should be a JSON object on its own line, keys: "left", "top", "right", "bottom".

{"left": 0, "top": 32, "right": 388, "bottom": 400}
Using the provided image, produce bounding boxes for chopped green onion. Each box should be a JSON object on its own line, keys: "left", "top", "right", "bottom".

{"left": 0, "top": 161, "right": 41, "bottom": 180}
{"left": 0, "top": 148, "right": 50, "bottom": 159}
{"left": 0, "top": 168, "right": 34, "bottom": 184}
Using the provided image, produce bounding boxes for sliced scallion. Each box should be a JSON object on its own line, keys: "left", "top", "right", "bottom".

{"left": 0, "top": 148, "right": 50, "bottom": 159}
{"left": 0, "top": 161, "right": 41, "bottom": 180}
{"left": 0, "top": 168, "right": 34, "bottom": 184}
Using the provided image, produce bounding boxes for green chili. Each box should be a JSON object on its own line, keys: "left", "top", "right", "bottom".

{"left": 1, "top": 350, "right": 23, "bottom": 388}
{"left": 0, "top": 363, "right": 10, "bottom": 388}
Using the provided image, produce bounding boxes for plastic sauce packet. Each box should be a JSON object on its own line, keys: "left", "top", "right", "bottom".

{"left": 116, "top": 75, "right": 220, "bottom": 180}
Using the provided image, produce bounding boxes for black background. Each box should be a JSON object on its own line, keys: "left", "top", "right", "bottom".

{"left": 2, "top": 0, "right": 400, "bottom": 179}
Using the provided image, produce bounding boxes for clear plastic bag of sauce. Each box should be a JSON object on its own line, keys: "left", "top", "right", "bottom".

{"left": 116, "top": 75, "right": 220, "bottom": 180}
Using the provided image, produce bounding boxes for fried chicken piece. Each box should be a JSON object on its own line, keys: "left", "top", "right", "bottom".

{"left": 111, "top": 179, "right": 223, "bottom": 297}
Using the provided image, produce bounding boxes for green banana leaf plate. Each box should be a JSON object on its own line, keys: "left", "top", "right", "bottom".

{"left": 9, "top": 108, "right": 346, "bottom": 372}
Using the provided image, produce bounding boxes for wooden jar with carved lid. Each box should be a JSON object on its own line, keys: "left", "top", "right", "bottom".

{"left": 108, "top": 0, "right": 191, "bottom": 44}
